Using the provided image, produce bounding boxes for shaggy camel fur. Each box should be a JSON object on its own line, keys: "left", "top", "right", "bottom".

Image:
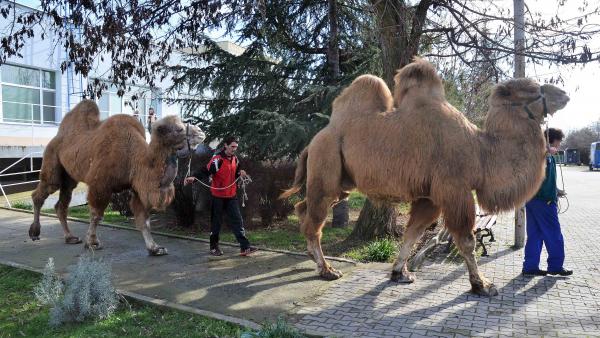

{"left": 29, "top": 100, "right": 205, "bottom": 255}
{"left": 281, "top": 59, "right": 570, "bottom": 296}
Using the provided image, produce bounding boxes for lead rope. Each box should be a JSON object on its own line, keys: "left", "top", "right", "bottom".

{"left": 545, "top": 120, "right": 569, "bottom": 214}
{"left": 184, "top": 156, "right": 252, "bottom": 207}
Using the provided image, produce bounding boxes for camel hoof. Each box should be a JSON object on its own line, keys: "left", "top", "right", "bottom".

{"left": 320, "top": 268, "right": 343, "bottom": 280}
{"left": 84, "top": 242, "right": 103, "bottom": 250}
{"left": 65, "top": 236, "right": 82, "bottom": 244}
{"left": 471, "top": 283, "right": 498, "bottom": 297}
{"left": 148, "top": 247, "right": 168, "bottom": 256}
{"left": 390, "top": 270, "right": 415, "bottom": 283}
{"left": 29, "top": 223, "right": 40, "bottom": 240}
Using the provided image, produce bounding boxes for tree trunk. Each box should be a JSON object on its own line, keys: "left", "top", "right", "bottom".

{"left": 369, "top": 0, "right": 432, "bottom": 87}
{"left": 351, "top": 199, "right": 401, "bottom": 240}
{"left": 331, "top": 199, "right": 349, "bottom": 228}
{"left": 327, "top": 0, "right": 340, "bottom": 81}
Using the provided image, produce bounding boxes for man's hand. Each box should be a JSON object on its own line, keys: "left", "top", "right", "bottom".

{"left": 184, "top": 177, "right": 196, "bottom": 186}
{"left": 239, "top": 170, "right": 248, "bottom": 178}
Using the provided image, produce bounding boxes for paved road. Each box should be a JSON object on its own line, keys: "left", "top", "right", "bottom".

{"left": 292, "top": 166, "right": 600, "bottom": 337}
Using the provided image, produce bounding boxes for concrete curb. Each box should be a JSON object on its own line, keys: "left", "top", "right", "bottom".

{"left": 0, "top": 259, "right": 262, "bottom": 331}
{"left": 1, "top": 206, "right": 357, "bottom": 265}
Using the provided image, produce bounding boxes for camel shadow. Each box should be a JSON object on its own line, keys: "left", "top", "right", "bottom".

{"left": 294, "top": 269, "right": 562, "bottom": 337}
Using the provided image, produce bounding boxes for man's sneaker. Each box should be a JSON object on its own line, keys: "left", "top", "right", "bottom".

{"left": 209, "top": 248, "right": 223, "bottom": 256}
{"left": 522, "top": 269, "right": 547, "bottom": 276}
{"left": 548, "top": 268, "right": 573, "bottom": 276}
{"left": 240, "top": 246, "right": 258, "bottom": 256}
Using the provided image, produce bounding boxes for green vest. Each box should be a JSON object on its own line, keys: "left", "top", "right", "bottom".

{"left": 534, "top": 154, "right": 557, "bottom": 203}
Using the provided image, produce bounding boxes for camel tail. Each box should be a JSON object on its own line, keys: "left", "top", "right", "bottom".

{"left": 329, "top": 74, "right": 393, "bottom": 125}
{"left": 57, "top": 99, "right": 101, "bottom": 134}
{"left": 279, "top": 148, "right": 308, "bottom": 199}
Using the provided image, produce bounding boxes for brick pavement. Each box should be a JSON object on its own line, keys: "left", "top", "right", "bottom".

{"left": 293, "top": 166, "right": 600, "bottom": 337}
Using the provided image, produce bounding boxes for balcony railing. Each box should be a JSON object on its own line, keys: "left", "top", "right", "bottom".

{"left": 0, "top": 151, "right": 42, "bottom": 208}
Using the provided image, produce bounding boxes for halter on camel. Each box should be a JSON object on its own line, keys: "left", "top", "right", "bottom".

{"left": 512, "top": 86, "right": 548, "bottom": 121}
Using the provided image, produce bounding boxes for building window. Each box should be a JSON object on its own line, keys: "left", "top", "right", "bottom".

{"left": 0, "top": 64, "right": 57, "bottom": 124}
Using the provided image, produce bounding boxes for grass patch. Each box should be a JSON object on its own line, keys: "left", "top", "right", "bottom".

{"left": 0, "top": 264, "right": 242, "bottom": 337}
{"left": 241, "top": 316, "right": 306, "bottom": 338}
{"left": 345, "top": 238, "right": 398, "bottom": 262}
{"left": 347, "top": 191, "right": 366, "bottom": 210}
{"left": 42, "top": 205, "right": 130, "bottom": 226}
{"left": 11, "top": 201, "right": 32, "bottom": 210}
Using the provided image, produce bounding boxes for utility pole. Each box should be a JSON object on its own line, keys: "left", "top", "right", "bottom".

{"left": 514, "top": 0, "right": 526, "bottom": 248}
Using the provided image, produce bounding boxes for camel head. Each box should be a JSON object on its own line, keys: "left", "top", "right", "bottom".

{"left": 151, "top": 115, "right": 206, "bottom": 154}
{"left": 489, "top": 78, "right": 570, "bottom": 124}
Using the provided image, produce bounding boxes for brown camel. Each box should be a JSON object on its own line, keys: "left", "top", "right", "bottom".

{"left": 29, "top": 100, "right": 205, "bottom": 255}
{"left": 281, "top": 59, "right": 570, "bottom": 296}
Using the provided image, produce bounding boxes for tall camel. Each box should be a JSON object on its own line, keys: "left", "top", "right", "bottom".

{"left": 281, "top": 59, "right": 570, "bottom": 296}
{"left": 29, "top": 100, "right": 205, "bottom": 255}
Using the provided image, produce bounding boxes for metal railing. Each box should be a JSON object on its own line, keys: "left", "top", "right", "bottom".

{"left": 0, "top": 151, "right": 42, "bottom": 208}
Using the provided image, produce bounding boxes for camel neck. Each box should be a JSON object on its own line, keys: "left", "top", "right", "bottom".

{"left": 476, "top": 113, "right": 546, "bottom": 213}
{"left": 147, "top": 139, "right": 175, "bottom": 165}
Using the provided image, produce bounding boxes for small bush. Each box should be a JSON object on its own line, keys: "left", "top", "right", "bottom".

{"left": 365, "top": 238, "right": 397, "bottom": 262}
{"left": 346, "top": 238, "right": 398, "bottom": 262}
{"left": 34, "top": 258, "right": 63, "bottom": 306}
{"left": 12, "top": 201, "right": 33, "bottom": 210}
{"left": 241, "top": 316, "right": 306, "bottom": 338}
{"left": 49, "top": 255, "right": 119, "bottom": 327}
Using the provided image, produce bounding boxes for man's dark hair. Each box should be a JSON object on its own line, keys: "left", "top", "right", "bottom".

{"left": 544, "top": 128, "right": 565, "bottom": 143}
{"left": 223, "top": 135, "right": 238, "bottom": 145}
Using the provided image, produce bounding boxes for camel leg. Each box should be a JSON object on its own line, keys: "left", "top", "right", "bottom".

{"left": 391, "top": 198, "right": 441, "bottom": 283}
{"left": 303, "top": 194, "right": 341, "bottom": 280}
{"left": 55, "top": 175, "right": 81, "bottom": 244}
{"left": 295, "top": 200, "right": 317, "bottom": 262}
{"left": 84, "top": 188, "right": 110, "bottom": 251}
{"left": 29, "top": 181, "right": 59, "bottom": 240}
{"left": 443, "top": 192, "right": 498, "bottom": 297}
{"left": 29, "top": 144, "right": 63, "bottom": 241}
{"left": 130, "top": 192, "right": 167, "bottom": 256}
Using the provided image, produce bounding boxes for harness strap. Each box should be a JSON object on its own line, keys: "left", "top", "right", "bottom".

{"left": 511, "top": 86, "right": 548, "bottom": 120}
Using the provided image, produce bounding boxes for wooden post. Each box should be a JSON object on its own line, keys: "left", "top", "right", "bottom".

{"left": 513, "top": 0, "right": 526, "bottom": 248}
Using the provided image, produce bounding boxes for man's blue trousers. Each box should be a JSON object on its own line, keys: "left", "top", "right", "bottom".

{"left": 523, "top": 198, "right": 565, "bottom": 273}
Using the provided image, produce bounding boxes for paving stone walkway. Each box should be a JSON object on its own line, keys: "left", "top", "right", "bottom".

{"left": 292, "top": 166, "right": 600, "bottom": 337}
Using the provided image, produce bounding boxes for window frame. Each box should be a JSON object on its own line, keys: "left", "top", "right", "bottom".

{"left": 0, "top": 63, "right": 57, "bottom": 125}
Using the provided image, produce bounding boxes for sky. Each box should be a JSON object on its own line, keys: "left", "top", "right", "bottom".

{"left": 10, "top": 0, "right": 600, "bottom": 133}
{"left": 522, "top": 0, "right": 600, "bottom": 133}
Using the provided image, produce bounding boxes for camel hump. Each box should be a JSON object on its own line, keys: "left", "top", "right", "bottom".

{"left": 330, "top": 74, "right": 393, "bottom": 125}
{"left": 58, "top": 99, "right": 101, "bottom": 135}
{"left": 393, "top": 57, "right": 445, "bottom": 106}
